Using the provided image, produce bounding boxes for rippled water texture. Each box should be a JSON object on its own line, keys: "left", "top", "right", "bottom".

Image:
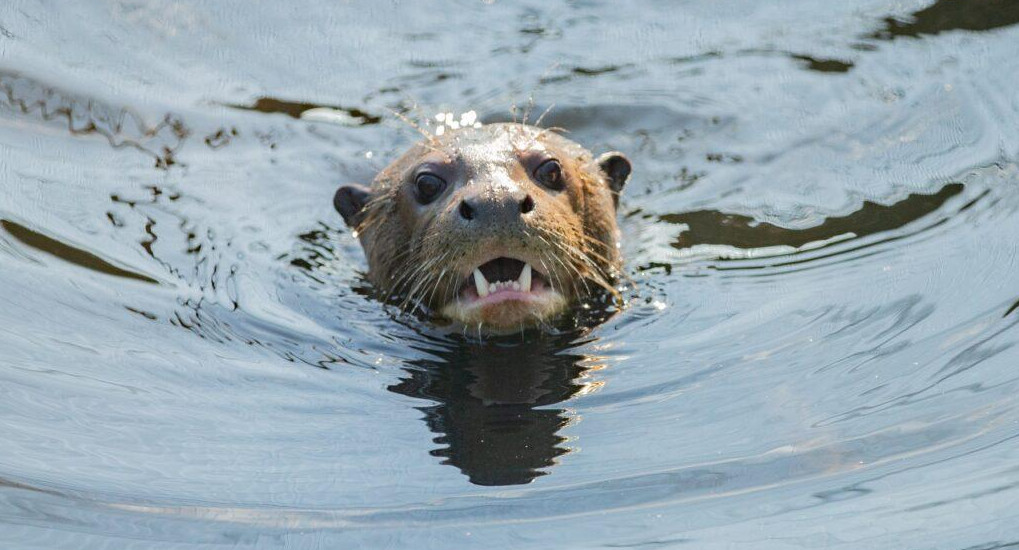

{"left": 2, "top": 1, "right": 1019, "bottom": 548}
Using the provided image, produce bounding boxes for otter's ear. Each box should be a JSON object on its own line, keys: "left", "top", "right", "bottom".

{"left": 597, "top": 152, "right": 631, "bottom": 197}
{"left": 334, "top": 184, "right": 372, "bottom": 228}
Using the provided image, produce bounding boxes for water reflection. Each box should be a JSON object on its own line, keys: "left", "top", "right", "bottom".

{"left": 389, "top": 336, "right": 599, "bottom": 486}
{"left": 226, "top": 97, "right": 381, "bottom": 126}
{"left": 0, "top": 71, "right": 188, "bottom": 169}
{"left": 787, "top": 54, "right": 854, "bottom": 73}
{"left": 663, "top": 183, "right": 964, "bottom": 251}
{"left": 868, "top": 0, "right": 1019, "bottom": 40}
{"left": 1, "top": 219, "right": 158, "bottom": 284}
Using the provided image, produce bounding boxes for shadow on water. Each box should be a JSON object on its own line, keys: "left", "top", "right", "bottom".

{"left": 663, "top": 183, "right": 964, "bottom": 251}
{"left": 868, "top": 0, "right": 1019, "bottom": 40}
{"left": 388, "top": 335, "right": 598, "bottom": 486}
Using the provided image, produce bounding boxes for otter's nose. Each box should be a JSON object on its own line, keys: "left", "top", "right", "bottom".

{"left": 458, "top": 190, "right": 534, "bottom": 223}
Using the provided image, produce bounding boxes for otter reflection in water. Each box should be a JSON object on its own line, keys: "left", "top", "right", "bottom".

{"left": 388, "top": 335, "right": 601, "bottom": 486}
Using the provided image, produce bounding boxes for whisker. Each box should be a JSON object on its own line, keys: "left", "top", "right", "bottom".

{"left": 387, "top": 107, "right": 438, "bottom": 147}
{"left": 522, "top": 95, "right": 536, "bottom": 126}
{"left": 533, "top": 102, "right": 556, "bottom": 128}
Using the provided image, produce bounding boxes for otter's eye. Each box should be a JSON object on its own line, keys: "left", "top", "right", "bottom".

{"left": 414, "top": 172, "right": 447, "bottom": 204}
{"left": 534, "top": 159, "right": 564, "bottom": 190}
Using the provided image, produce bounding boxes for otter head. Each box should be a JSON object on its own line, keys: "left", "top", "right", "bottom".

{"left": 335, "top": 123, "right": 630, "bottom": 333}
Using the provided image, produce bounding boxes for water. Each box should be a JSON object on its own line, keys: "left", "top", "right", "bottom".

{"left": 1, "top": 1, "right": 1018, "bottom": 548}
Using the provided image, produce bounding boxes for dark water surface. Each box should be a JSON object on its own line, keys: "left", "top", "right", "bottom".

{"left": 2, "top": 1, "right": 1019, "bottom": 548}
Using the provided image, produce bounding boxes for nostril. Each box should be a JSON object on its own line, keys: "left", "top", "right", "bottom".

{"left": 520, "top": 194, "right": 535, "bottom": 214}
{"left": 459, "top": 200, "right": 475, "bottom": 220}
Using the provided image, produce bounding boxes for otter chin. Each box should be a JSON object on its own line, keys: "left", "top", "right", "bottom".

{"left": 334, "top": 121, "right": 631, "bottom": 334}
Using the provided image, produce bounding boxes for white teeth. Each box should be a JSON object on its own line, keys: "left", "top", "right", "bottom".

{"left": 519, "top": 263, "right": 532, "bottom": 292}
{"left": 471, "top": 262, "right": 534, "bottom": 298}
{"left": 474, "top": 268, "right": 489, "bottom": 298}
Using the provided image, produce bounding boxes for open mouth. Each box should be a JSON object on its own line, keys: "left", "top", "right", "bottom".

{"left": 458, "top": 257, "right": 551, "bottom": 304}
{"left": 442, "top": 256, "right": 568, "bottom": 331}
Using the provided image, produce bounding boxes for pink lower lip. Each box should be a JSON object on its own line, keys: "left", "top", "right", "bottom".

{"left": 459, "top": 282, "right": 552, "bottom": 307}
{"left": 468, "top": 288, "right": 545, "bottom": 307}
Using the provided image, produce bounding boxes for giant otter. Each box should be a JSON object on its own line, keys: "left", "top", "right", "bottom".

{"left": 334, "top": 122, "right": 630, "bottom": 333}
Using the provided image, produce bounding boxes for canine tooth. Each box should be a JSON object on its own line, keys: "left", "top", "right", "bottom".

{"left": 474, "top": 268, "right": 489, "bottom": 297}
{"left": 519, "top": 263, "right": 532, "bottom": 292}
